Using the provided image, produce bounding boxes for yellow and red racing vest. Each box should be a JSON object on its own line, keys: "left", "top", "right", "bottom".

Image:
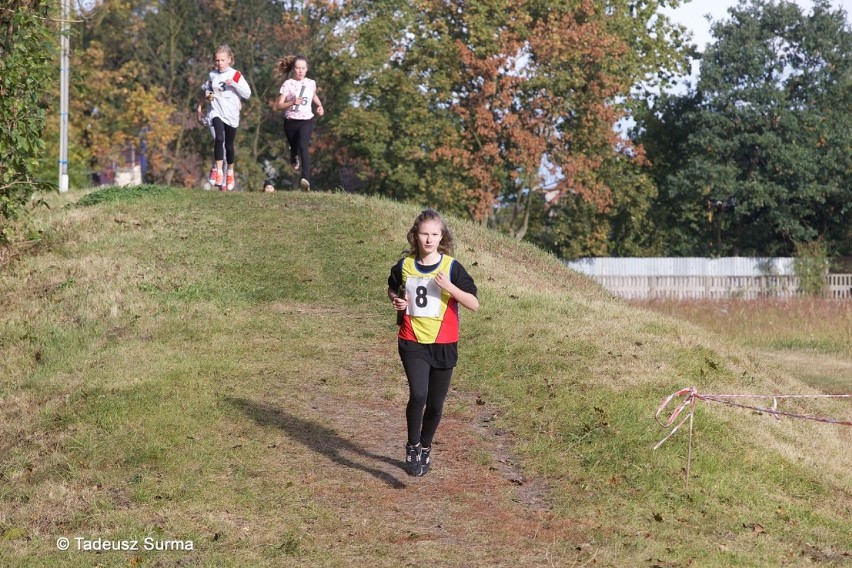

{"left": 398, "top": 254, "right": 460, "bottom": 344}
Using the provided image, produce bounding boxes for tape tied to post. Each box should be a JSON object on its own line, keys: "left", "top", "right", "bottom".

{"left": 653, "top": 387, "right": 851, "bottom": 489}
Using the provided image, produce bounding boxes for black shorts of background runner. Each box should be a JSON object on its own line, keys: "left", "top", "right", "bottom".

{"left": 211, "top": 116, "right": 237, "bottom": 165}
{"left": 284, "top": 118, "right": 314, "bottom": 183}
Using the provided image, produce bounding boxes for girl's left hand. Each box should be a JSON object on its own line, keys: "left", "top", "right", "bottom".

{"left": 434, "top": 270, "right": 451, "bottom": 291}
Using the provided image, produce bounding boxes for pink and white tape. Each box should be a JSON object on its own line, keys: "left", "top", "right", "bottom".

{"left": 653, "top": 387, "right": 850, "bottom": 489}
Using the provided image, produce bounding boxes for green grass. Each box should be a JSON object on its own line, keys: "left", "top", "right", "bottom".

{"left": 0, "top": 186, "right": 849, "bottom": 567}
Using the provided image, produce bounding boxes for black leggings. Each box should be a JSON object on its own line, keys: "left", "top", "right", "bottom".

{"left": 284, "top": 118, "right": 314, "bottom": 183}
{"left": 402, "top": 358, "right": 454, "bottom": 448}
{"left": 211, "top": 117, "right": 237, "bottom": 165}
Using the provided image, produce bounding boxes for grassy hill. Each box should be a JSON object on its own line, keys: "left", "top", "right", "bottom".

{"left": 0, "top": 186, "right": 849, "bottom": 567}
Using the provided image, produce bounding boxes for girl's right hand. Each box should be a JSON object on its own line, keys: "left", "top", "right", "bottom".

{"left": 392, "top": 293, "right": 408, "bottom": 311}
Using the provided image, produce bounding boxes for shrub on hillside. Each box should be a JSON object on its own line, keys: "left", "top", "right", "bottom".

{"left": 0, "top": 0, "right": 56, "bottom": 242}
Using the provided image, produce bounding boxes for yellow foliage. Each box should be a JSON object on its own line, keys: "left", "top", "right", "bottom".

{"left": 72, "top": 42, "right": 180, "bottom": 178}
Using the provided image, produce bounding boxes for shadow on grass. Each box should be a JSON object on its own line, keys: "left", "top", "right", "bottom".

{"left": 226, "top": 396, "right": 406, "bottom": 489}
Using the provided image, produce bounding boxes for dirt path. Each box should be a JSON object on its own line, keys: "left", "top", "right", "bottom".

{"left": 220, "top": 302, "right": 593, "bottom": 566}
{"left": 295, "top": 391, "right": 584, "bottom": 566}
{"left": 231, "top": 328, "right": 590, "bottom": 567}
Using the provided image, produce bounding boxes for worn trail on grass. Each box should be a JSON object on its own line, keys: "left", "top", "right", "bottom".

{"left": 229, "top": 306, "right": 585, "bottom": 566}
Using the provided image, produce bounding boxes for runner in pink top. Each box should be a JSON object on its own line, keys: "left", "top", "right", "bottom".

{"left": 273, "top": 55, "right": 325, "bottom": 191}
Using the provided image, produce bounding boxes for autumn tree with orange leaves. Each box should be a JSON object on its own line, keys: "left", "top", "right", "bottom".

{"left": 433, "top": 3, "right": 632, "bottom": 232}
{"left": 319, "top": 0, "right": 690, "bottom": 255}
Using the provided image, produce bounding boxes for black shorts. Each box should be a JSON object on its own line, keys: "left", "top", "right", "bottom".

{"left": 398, "top": 338, "right": 458, "bottom": 369}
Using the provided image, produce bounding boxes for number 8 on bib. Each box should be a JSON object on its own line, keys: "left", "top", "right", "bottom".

{"left": 405, "top": 277, "right": 442, "bottom": 317}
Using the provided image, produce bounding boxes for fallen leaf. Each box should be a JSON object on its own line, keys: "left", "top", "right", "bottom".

{"left": 743, "top": 522, "right": 764, "bottom": 534}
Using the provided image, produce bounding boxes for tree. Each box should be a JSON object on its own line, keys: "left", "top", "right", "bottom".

{"left": 70, "top": 0, "right": 309, "bottom": 190}
{"left": 529, "top": 144, "right": 664, "bottom": 258}
{"left": 637, "top": 0, "right": 852, "bottom": 256}
{"left": 74, "top": 42, "right": 181, "bottom": 182}
{"left": 319, "top": 0, "right": 691, "bottom": 243}
{"left": 311, "top": 0, "right": 456, "bottom": 202}
{"left": 0, "top": 0, "right": 55, "bottom": 241}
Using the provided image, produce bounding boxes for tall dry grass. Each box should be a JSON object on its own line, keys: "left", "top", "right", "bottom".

{"left": 634, "top": 298, "right": 852, "bottom": 394}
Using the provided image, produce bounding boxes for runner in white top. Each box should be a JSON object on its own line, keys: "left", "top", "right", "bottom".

{"left": 197, "top": 44, "right": 252, "bottom": 191}
{"left": 273, "top": 55, "right": 325, "bottom": 191}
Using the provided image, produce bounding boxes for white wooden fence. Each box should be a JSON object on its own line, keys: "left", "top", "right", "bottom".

{"left": 590, "top": 274, "right": 852, "bottom": 300}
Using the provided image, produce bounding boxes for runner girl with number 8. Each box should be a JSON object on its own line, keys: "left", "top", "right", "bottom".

{"left": 387, "top": 209, "right": 479, "bottom": 477}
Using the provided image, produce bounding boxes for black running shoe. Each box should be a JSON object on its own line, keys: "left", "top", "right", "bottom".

{"left": 291, "top": 154, "right": 301, "bottom": 172}
{"left": 418, "top": 446, "right": 431, "bottom": 477}
{"left": 405, "top": 443, "right": 422, "bottom": 476}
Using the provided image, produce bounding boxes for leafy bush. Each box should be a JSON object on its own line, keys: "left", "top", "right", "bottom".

{"left": 0, "top": 1, "right": 56, "bottom": 242}
{"left": 793, "top": 239, "right": 829, "bottom": 297}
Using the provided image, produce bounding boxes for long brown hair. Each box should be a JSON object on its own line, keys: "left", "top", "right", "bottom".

{"left": 273, "top": 55, "right": 308, "bottom": 80}
{"left": 405, "top": 209, "right": 455, "bottom": 257}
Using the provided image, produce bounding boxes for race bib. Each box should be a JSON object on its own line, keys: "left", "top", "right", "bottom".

{"left": 405, "top": 276, "right": 442, "bottom": 318}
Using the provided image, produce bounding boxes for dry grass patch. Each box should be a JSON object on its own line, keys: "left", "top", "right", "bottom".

{"left": 634, "top": 298, "right": 852, "bottom": 394}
